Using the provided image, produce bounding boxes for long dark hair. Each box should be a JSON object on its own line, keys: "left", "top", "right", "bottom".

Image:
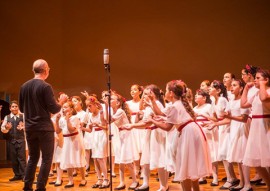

{"left": 212, "top": 80, "right": 228, "bottom": 100}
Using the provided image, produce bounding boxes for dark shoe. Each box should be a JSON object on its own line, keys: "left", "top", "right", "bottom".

{"left": 135, "top": 186, "right": 149, "bottom": 191}
{"left": 72, "top": 172, "right": 78, "bottom": 177}
{"left": 231, "top": 179, "right": 240, "bottom": 187}
{"left": 99, "top": 182, "right": 110, "bottom": 189}
{"left": 156, "top": 177, "right": 159, "bottom": 182}
{"left": 53, "top": 169, "right": 57, "bottom": 173}
{"left": 128, "top": 182, "right": 139, "bottom": 190}
{"left": 111, "top": 174, "right": 116, "bottom": 178}
{"left": 255, "top": 181, "right": 266, "bottom": 186}
{"left": 250, "top": 179, "right": 262, "bottom": 184}
{"left": 199, "top": 179, "right": 207, "bottom": 184}
{"left": 169, "top": 172, "right": 175, "bottom": 178}
{"left": 79, "top": 180, "right": 87, "bottom": 187}
{"left": 114, "top": 185, "right": 126, "bottom": 190}
{"left": 220, "top": 185, "right": 230, "bottom": 190}
{"left": 171, "top": 180, "right": 180, "bottom": 184}
{"left": 222, "top": 177, "right": 227, "bottom": 182}
{"left": 229, "top": 186, "right": 243, "bottom": 191}
{"left": 210, "top": 182, "right": 219, "bottom": 186}
{"left": 54, "top": 180, "right": 63, "bottom": 187}
{"left": 64, "top": 184, "right": 74, "bottom": 188}
{"left": 49, "top": 181, "right": 56, "bottom": 185}
{"left": 92, "top": 183, "right": 102, "bottom": 188}
{"left": 9, "top": 176, "right": 22, "bottom": 181}
{"left": 48, "top": 173, "right": 54, "bottom": 177}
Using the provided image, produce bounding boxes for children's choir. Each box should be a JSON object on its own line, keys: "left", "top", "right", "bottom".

{"left": 2, "top": 65, "right": 270, "bottom": 191}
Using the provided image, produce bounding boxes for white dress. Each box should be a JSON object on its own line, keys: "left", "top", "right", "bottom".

{"left": 59, "top": 115, "right": 86, "bottom": 169}
{"left": 148, "top": 101, "right": 166, "bottom": 170}
{"left": 127, "top": 100, "right": 143, "bottom": 154}
{"left": 194, "top": 103, "right": 219, "bottom": 163}
{"left": 227, "top": 99, "right": 250, "bottom": 163}
{"left": 165, "top": 100, "right": 211, "bottom": 181}
{"left": 90, "top": 113, "right": 108, "bottom": 158}
{"left": 113, "top": 108, "right": 137, "bottom": 164}
{"left": 83, "top": 111, "right": 94, "bottom": 150}
{"left": 213, "top": 97, "right": 230, "bottom": 161}
{"left": 243, "top": 89, "right": 270, "bottom": 167}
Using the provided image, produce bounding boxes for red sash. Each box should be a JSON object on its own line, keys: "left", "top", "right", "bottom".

{"left": 63, "top": 131, "right": 79, "bottom": 137}
{"left": 177, "top": 120, "right": 206, "bottom": 141}
{"left": 252, "top": 114, "right": 270, "bottom": 119}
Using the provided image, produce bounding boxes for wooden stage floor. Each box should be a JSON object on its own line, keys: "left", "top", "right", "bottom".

{"left": 0, "top": 163, "right": 268, "bottom": 191}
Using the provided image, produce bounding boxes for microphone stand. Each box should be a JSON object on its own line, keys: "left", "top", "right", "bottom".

{"left": 104, "top": 63, "right": 113, "bottom": 191}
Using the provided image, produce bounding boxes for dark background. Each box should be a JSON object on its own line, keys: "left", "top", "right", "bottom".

{"left": 1, "top": 0, "right": 270, "bottom": 101}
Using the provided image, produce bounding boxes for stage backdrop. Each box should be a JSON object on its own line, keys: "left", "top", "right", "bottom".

{"left": 0, "top": 0, "right": 270, "bottom": 101}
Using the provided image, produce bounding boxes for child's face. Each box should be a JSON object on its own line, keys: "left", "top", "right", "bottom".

{"left": 254, "top": 73, "right": 267, "bottom": 88}
{"left": 209, "top": 83, "right": 219, "bottom": 96}
{"left": 110, "top": 95, "right": 119, "bottom": 109}
{"left": 62, "top": 103, "right": 71, "bottom": 115}
{"left": 130, "top": 85, "right": 141, "bottom": 99}
{"left": 200, "top": 82, "right": 209, "bottom": 91}
{"left": 87, "top": 103, "right": 98, "bottom": 113}
{"left": 164, "top": 86, "right": 172, "bottom": 102}
{"left": 230, "top": 81, "right": 241, "bottom": 95}
{"left": 10, "top": 103, "right": 19, "bottom": 115}
{"left": 194, "top": 93, "right": 205, "bottom": 104}
{"left": 223, "top": 73, "right": 233, "bottom": 87}
{"left": 72, "top": 98, "right": 81, "bottom": 109}
{"left": 241, "top": 69, "right": 250, "bottom": 83}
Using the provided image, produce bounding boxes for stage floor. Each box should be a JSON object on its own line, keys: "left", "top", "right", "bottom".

{"left": 0, "top": 163, "right": 268, "bottom": 191}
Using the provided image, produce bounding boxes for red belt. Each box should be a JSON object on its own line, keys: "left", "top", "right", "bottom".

{"left": 131, "top": 112, "right": 137, "bottom": 115}
{"left": 63, "top": 131, "right": 79, "bottom": 137}
{"left": 145, "top": 126, "right": 158, "bottom": 130}
{"left": 95, "top": 128, "right": 103, "bottom": 131}
{"left": 177, "top": 120, "right": 206, "bottom": 141}
{"left": 252, "top": 114, "right": 270, "bottom": 119}
{"left": 218, "top": 118, "right": 224, "bottom": 121}
{"left": 196, "top": 118, "right": 209, "bottom": 122}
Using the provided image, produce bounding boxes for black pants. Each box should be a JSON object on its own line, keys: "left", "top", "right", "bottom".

{"left": 23, "top": 131, "right": 54, "bottom": 191}
{"left": 9, "top": 140, "right": 26, "bottom": 178}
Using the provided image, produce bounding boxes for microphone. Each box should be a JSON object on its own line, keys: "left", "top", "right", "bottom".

{"left": 103, "top": 49, "right": 109, "bottom": 67}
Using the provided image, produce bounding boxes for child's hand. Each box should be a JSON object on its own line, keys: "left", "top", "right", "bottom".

{"left": 56, "top": 113, "right": 61, "bottom": 121}
{"left": 17, "top": 121, "right": 24, "bottom": 130}
{"left": 65, "top": 112, "right": 71, "bottom": 120}
{"left": 121, "top": 124, "right": 133, "bottom": 130}
{"left": 5, "top": 122, "right": 12, "bottom": 130}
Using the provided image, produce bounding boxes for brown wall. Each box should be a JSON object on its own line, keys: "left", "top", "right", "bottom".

{"left": 0, "top": 0, "right": 270, "bottom": 100}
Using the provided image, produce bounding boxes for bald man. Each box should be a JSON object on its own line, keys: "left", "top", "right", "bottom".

{"left": 19, "top": 59, "right": 67, "bottom": 191}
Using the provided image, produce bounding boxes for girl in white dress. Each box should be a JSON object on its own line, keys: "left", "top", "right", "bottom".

{"left": 105, "top": 91, "right": 139, "bottom": 190}
{"left": 148, "top": 80, "right": 211, "bottom": 191}
{"left": 71, "top": 96, "right": 87, "bottom": 176}
{"left": 55, "top": 101, "right": 87, "bottom": 188}
{"left": 208, "top": 80, "right": 239, "bottom": 189}
{"left": 241, "top": 64, "right": 265, "bottom": 186}
{"left": 81, "top": 96, "right": 110, "bottom": 189}
{"left": 193, "top": 89, "right": 219, "bottom": 186}
{"left": 126, "top": 84, "right": 143, "bottom": 176}
{"left": 123, "top": 84, "right": 167, "bottom": 191}
{"left": 241, "top": 69, "right": 270, "bottom": 191}
{"left": 210, "top": 79, "right": 251, "bottom": 190}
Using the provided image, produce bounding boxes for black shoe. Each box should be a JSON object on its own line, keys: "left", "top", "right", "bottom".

{"left": 231, "top": 179, "right": 240, "bottom": 187}
{"left": 54, "top": 180, "right": 63, "bottom": 187}
{"left": 79, "top": 180, "right": 87, "bottom": 187}
{"left": 111, "top": 174, "right": 117, "bottom": 178}
{"left": 128, "top": 182, "right": 139, "bottom": 190}
{"left": 222, "top": 177, "right": 227, "bottom": 182}
{"left": 250, "top": 179, "right": 262, "bottom": 184}
{"left": 156, "top": 177, "right": 159, "bottom": 182}
{"left": 114, "top": 185, "right": 126, "bottom": 190}
{"left": 255, "top": 181, "right": 266, "bottom": 186}
{"left": 135, "top": 186, "right": 149, "bottom": 191}
{"left": 99, "top": 182, "right": 110, "bottom": 189}
{"left": 229, "top": 186, "right": 243, "bottom": 191}
{"left": 169, "top": 172, "right": 175, "bottom": 178}
{"left": 199, "top": 179, "right": 207, "bottom": 184}
{"left": 171, "top": 180, "right": 180, "bottom": 184}
{"left": 64, "top": 184, "right": 74, "bottom": 188}
{"left": 92, "top": 183, "right": 102, "bottom": 188}
{"left": 210, "top": 182, "right": 219, "bottom": 186}
{"left": 49, "top": 181, "right": 56, "bottom": 185}
{"left": 72, "top": 172, "right": 78, "bottom": 177}
{"left": 9, "top": 176, "right": 22, "bottom": 181}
